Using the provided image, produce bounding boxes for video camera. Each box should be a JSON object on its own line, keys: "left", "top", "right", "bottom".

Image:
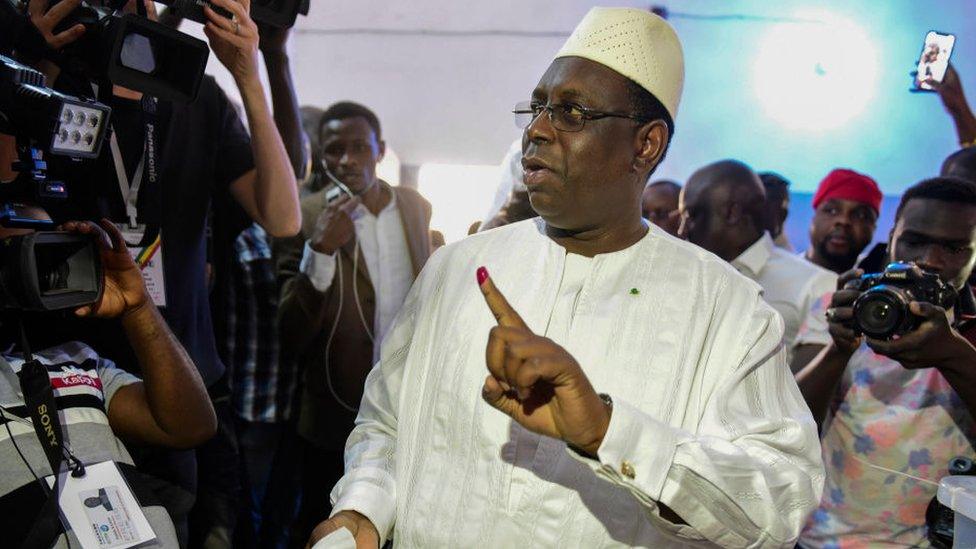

{"left": 0, "top": 227, "right": 103, "bottom": 311}
{"left": 846, "top": 262, "right": 957, "bottom": 340}
{"left": 0, "top": 56, "right": 105, "bottom": 311}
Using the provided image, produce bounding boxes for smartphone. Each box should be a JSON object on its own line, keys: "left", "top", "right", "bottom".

{"left": 324, "top": 181, "right": 353, "bottom": 205}
{"left": 912, "top": 31, "right": 956, "bottom": 92}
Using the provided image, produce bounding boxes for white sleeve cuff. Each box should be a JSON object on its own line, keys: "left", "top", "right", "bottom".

{"left": 567, "top": 397, "right": 683, "bottom": 502}
{"left": 299, "top": 241, "right": 338, "bottom": 293}
{"left": 330, "top": 470, "right": 397, "bottom": 546}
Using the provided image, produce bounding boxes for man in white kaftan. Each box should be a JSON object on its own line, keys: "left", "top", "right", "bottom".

{"left": 308, "top": 7, "right": 825, "bottom": 548}
{"left": 328, "top": 219, "right": 824, "bottom": 547}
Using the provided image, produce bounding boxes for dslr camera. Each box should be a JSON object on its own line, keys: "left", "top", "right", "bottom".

{"left": 846, "top": 262, "right": 956, "bottom": 340}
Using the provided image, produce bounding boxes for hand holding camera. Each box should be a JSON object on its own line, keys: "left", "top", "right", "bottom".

{"left": 61, "top": 219, "right": 149, "bottom": 319}
{"left": 824, "top": 269, "right": 866, "bottom": 356}
{"left": 27, "top": 0, "right": 86, "bottom": 50}
{"left": 202, "top": 0, "right": 260, "bottom": 85}
{"left": 826, "top": 262, "right": 976, "bottom": 371}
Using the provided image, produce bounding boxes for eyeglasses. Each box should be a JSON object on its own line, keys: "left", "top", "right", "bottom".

{"left": 513, "top": 101, "right": 648, "bottom": 132}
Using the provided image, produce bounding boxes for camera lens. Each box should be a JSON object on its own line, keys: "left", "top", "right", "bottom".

{"left": 39, "top": 262, "right": 70, "bottom": 293}
{"left": 854, "top": 287, "right": 911, "bottom": 339}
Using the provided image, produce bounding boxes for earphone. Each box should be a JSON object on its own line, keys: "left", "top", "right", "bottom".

{"left": 319, "top": 164, "right": 375, "bottom": 413}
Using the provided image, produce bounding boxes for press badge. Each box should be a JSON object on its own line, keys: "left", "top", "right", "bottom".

{"left": 119, "top": 225, "right": 167, "bottom": 308}
{"left": 45, "top": 461, "right": 156, "bottom": 548}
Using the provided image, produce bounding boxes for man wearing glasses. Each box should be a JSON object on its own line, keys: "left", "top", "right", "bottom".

{"left": 308, "top": 8, "right": 823, "bottom": 548}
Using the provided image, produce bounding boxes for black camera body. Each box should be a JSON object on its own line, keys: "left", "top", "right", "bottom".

{"left": 846, "top": 262, "right": 956, "bottom": 340}
{"left": 0, "top": 230, "right": 103, "bottom": 312}
{"left": 50, "top": 1, "right": 210, "bottom": 103}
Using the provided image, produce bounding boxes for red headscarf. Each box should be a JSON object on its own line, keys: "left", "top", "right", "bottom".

{"left": 812, "top": 169, "right": 882, "bottom": 214}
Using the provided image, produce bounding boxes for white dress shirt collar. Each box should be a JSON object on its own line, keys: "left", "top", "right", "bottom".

{"left": 732, "top": 232, "right": 775, "bottom": 278}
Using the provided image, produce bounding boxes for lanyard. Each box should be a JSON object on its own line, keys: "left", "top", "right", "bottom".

{"left": 109, "top": 95, "right": 159, "bottom": 229}
{"left": 1, "top": 355, "right": 84, "bottom": 549}
{"left": 0, "top": 355, "right": 84, "bottom": 477}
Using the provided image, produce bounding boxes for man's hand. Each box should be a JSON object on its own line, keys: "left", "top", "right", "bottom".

{"left": 27, "top": 0, "right": 85, "bottom": 50}
{"left": 825, "top": 269, "right": 865, "bottom": 356}
{"left": 927, "top": 65, "right": 970, "bottom": 115}
{"left": 866, "top": 301, "right": 976, "bottom": 371}
{"left": 307, "top": 511, "right": 379, "bottom": 549}
{"left": 310, "top": 194, "right": 361, "bottom": 256}
{"left": 478, "top": 267, "right": 611, "bottom": 457}
{"left": 257, "top": 20, "right": 290, "bottom": 55}
{"left": 61, "top": 219, "right": 150, "bottom": 319}
{"left": 203, "top": 0, "right": 260, "bottom": 84}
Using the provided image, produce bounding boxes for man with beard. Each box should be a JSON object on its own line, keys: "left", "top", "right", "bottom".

{"left": 804, "top": 169, "right": 881, "bottom": 274}
{"left": 307, "top": 8, "right": 822, "bottom": 548}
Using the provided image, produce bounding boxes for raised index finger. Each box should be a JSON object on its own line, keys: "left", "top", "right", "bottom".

{"left": 477, "top": 266, "right": 528, "bottom": 330}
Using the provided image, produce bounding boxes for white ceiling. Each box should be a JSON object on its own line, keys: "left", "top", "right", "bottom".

{"left": 191, "top": 0, "right": 976, "bottom": 192}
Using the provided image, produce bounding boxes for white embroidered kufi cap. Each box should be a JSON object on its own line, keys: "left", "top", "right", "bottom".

{"left": 555, "top": 7, "right": 685, "bottom": 119}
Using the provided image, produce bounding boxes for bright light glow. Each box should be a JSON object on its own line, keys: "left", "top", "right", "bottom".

{"left": 377, "top": 147, "right": 401, "bottom": 186}
{"left": 418, "top": 163, "right": 501, "bottom": 244}
{"left": 753, "top": 11, "right": 878, "bottom": 131}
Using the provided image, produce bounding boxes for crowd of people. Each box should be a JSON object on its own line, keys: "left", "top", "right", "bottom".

{"left": 3, "top": 2, "right": 976, "bottom": 548}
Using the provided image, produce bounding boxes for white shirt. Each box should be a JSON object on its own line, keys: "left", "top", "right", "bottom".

{"left": 300, "top": 191, "right": 415, "bottom": 361}
{"left": 331, "top": 219, "right": 824, "bottom": 548}
{"left": 773, "top": 230, "right": 795, "bottom": 252}
{"left": 732, "top": 233, "right": 837, "bottom": 359}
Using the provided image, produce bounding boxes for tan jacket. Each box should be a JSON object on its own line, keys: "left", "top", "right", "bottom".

{"left": 274, "top": 182, "right": 432, "bottom": 449}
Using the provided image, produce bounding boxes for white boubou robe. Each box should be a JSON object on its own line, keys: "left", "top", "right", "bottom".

{"left": 329, "top": 218, "right": 825, "bottom": 548}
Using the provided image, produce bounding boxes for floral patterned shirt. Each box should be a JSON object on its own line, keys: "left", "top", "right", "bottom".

{"left": 801, "top": 342, "right": 976, "bottom": 547}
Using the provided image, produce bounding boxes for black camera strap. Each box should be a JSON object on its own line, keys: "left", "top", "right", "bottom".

{"left": 1, "top": 322, "right": 87, "bottom": 548}
{"left": 17, "top": 359, "right": 67, "bottom": 476}
{"left": 0, "top": 353, "right": 66, "bottom": 549}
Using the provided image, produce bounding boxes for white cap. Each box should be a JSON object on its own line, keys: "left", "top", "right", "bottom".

{"left": 555, "top": 7, "right": 684, "bottom": 120}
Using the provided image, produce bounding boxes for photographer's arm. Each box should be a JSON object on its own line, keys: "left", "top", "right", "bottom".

{"left": 930, "top": 66, "right": 976, "bottom": 147}
{"left": 795, "top": 270, "right": 863, "bottom": 430}
{"left": 111, "top": 299, "right": 217, "bottom": 448}
{"left": 866, "top": 301, "right": 976, "bottom": 420}
{"left": 938, "top": 351, "right": 976, "bottom": 420}
{"left": 204, "top": 0, "right": 301, "bottom": 238}
{"left": 259, "top": 24, "right": 307, "bottom": 177}
{"left": 795, "top": 344, "right": 854, "bottom": 431}
{"left": 65, "top": 220, "right": 216, "bottom": 449}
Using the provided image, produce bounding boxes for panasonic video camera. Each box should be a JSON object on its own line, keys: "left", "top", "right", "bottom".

{"left": 846, "top": 262, "right": 957, "bottom": 340}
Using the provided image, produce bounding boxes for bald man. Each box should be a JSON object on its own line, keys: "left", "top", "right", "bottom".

{"left": 641, "top": 179, "right": 681, "bottom": 235}
{"left": 679, "top": 160, "right": 837, "bottom": 373}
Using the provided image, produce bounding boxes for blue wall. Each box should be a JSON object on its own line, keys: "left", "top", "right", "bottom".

{"left": 650, "top": 0, "right": 974, "bottom": 196}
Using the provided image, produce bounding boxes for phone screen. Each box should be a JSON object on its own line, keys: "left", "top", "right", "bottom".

{"left": 914, "top": 31, "right": 956, "bottom": 91}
